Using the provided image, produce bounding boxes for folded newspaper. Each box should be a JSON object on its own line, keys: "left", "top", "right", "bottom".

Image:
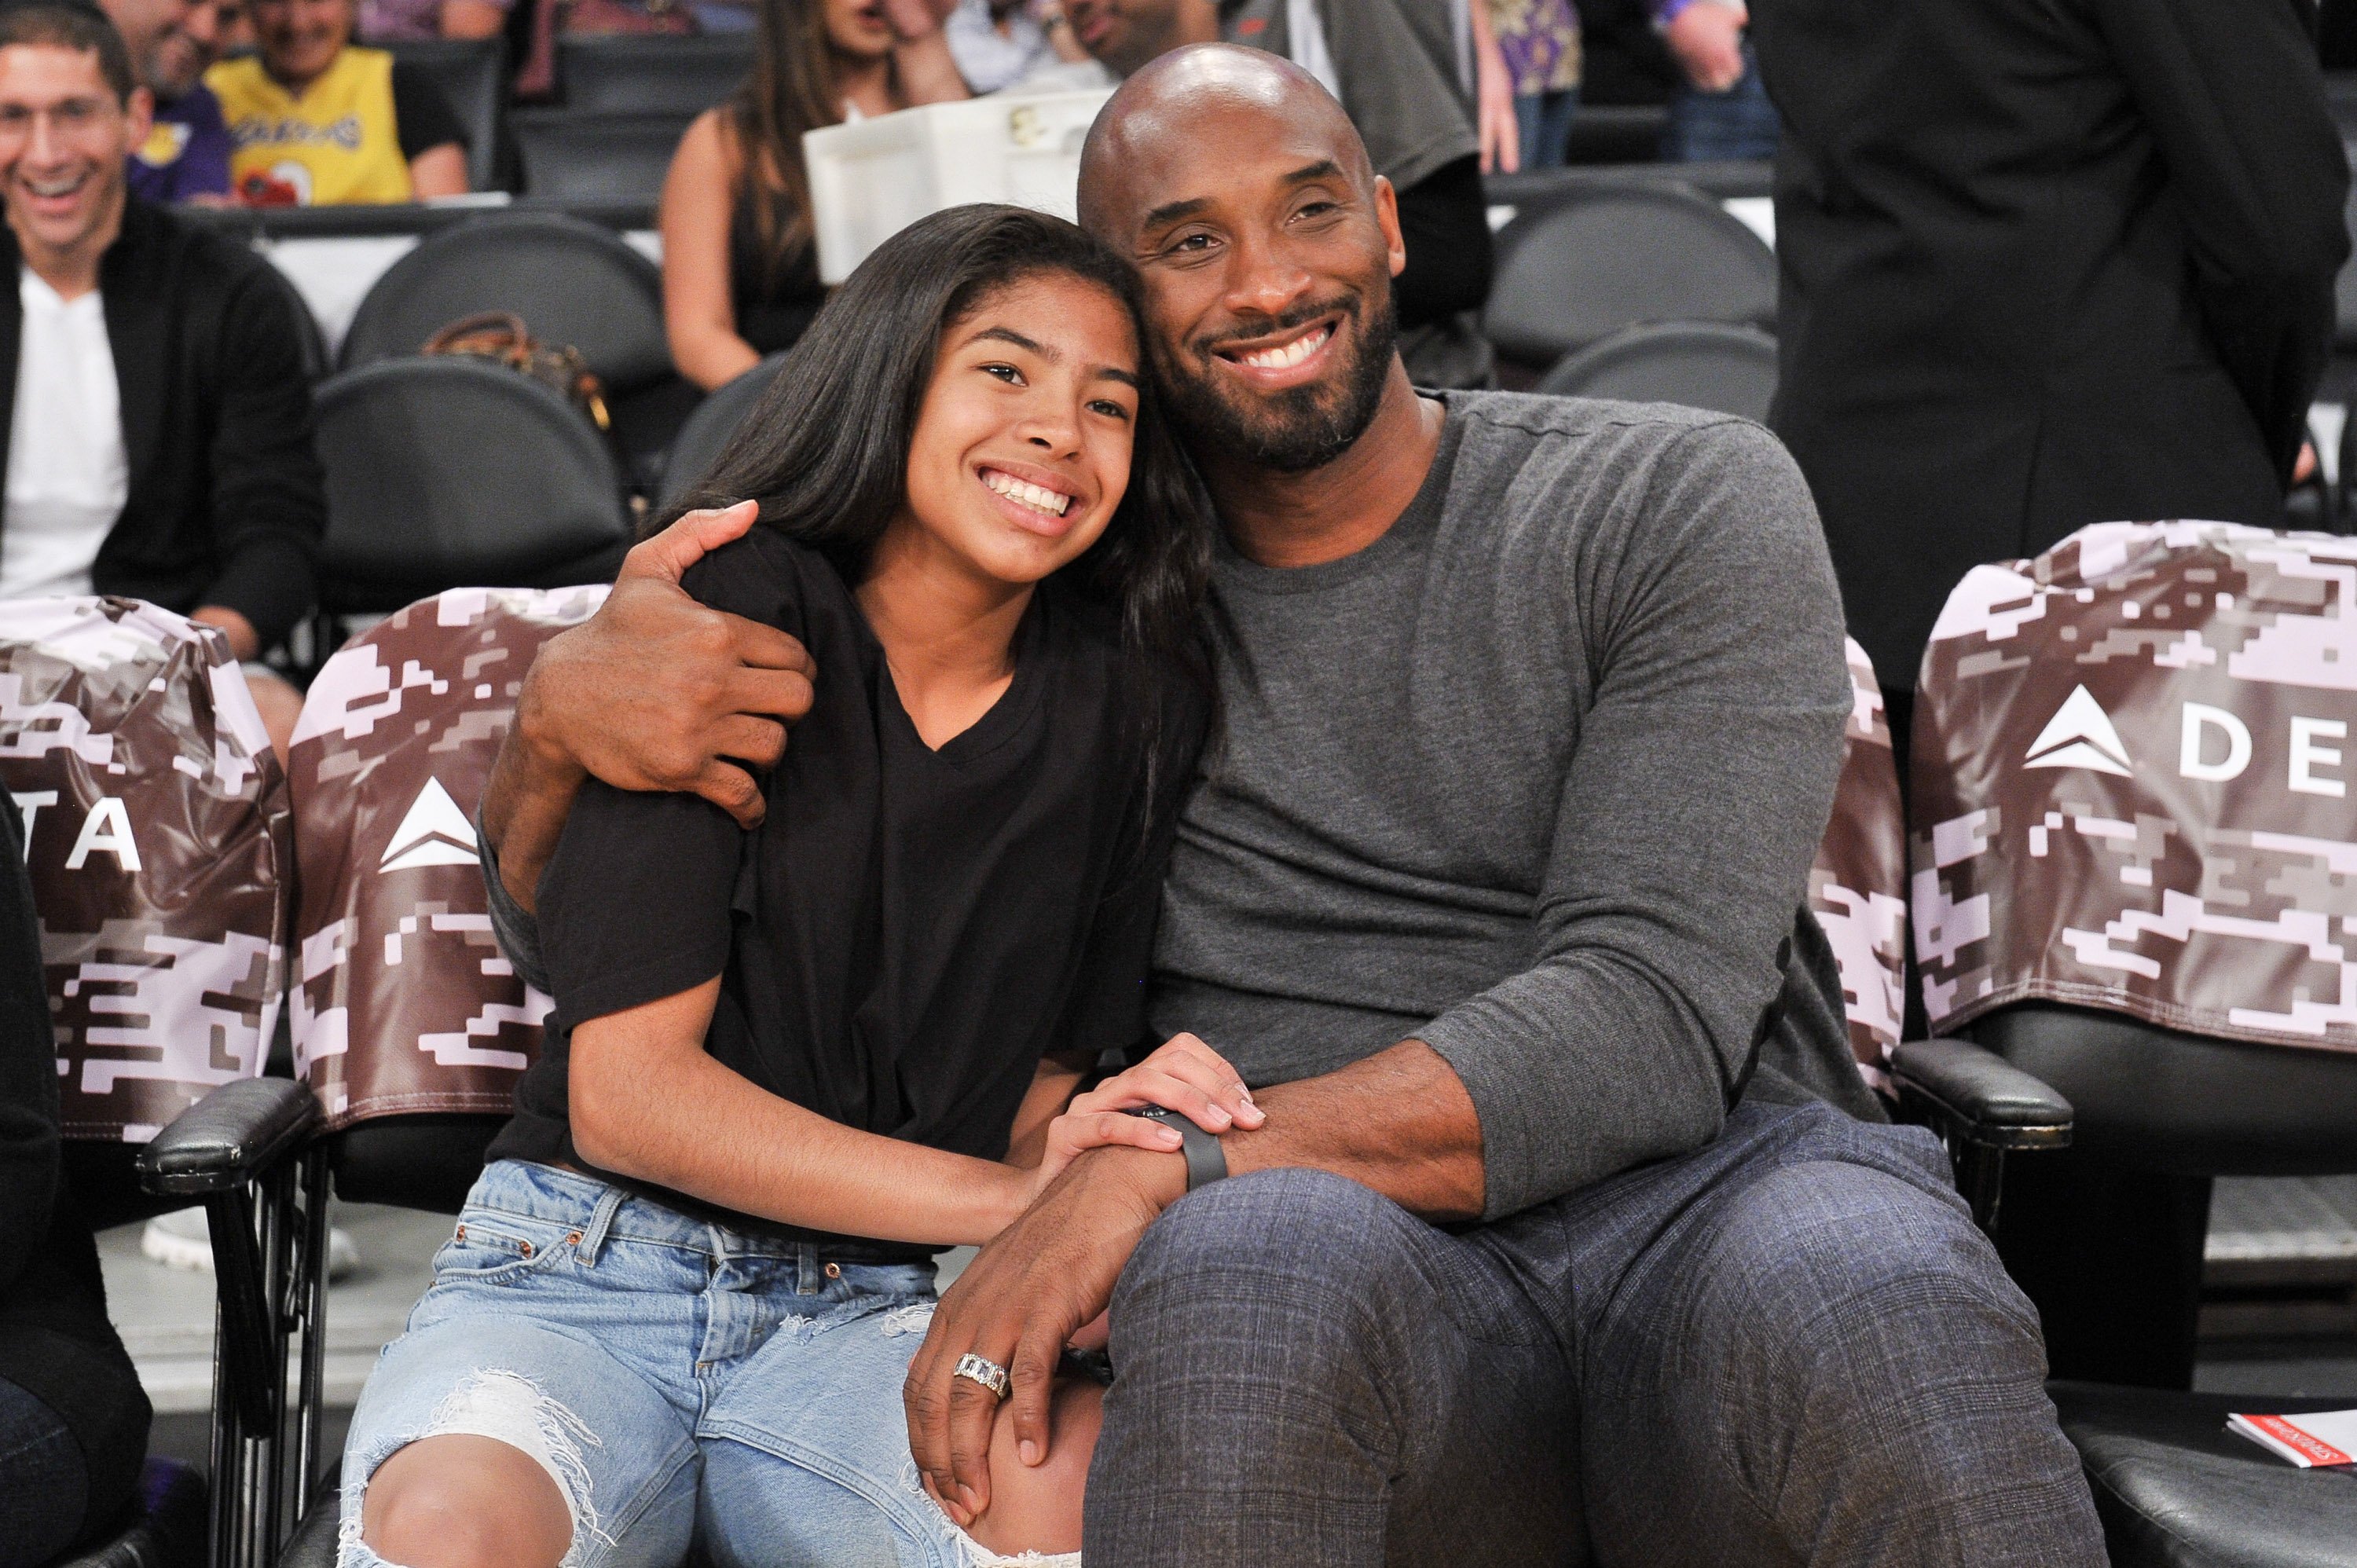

{"left": 2228, "top": 1409, "right": 2357, "bottom": 1468}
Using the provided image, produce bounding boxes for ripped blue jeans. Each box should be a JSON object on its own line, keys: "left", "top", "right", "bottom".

{"left": 339, "top": 1160, "right": 1025, "bottom": 1568}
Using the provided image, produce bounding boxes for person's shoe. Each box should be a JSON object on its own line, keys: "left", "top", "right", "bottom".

{"left": 141, "top": 1207, "right": 362, "bottom": 1280}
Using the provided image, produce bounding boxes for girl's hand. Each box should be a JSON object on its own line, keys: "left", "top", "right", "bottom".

{"left": 1027, "top": 1033, "right": 1266, "bottom": 1197}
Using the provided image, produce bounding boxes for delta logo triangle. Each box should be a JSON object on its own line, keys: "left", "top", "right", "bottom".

{"left": 379, "top": 777, "right": 480, "bottom": 873}
{"left": 2022, "top": 684, "right": 2133, "bottom": 777}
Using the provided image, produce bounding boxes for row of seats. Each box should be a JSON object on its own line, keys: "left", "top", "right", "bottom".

{"left": 390, "top": 34, "right": 747, "bottom": 197}
{"left": 15, "top": 513, "right": 2357, "bottom": 1564}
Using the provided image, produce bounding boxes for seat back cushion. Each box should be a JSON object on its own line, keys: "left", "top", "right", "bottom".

{"left": 0, "top": 598, "right": 288, "bottom": 1141}
{"left": 1913, "top": 521, "right": 2357, "bottom": 1064}
{"left": 289, "top": 585, "right": 606, "bottom": 1129}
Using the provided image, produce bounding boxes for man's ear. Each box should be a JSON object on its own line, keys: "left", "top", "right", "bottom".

{"left": 124, "top": 85, "right": 155, "bottom": 151}
{"left": 1373, "top": 174, "right": 1406, "bottom": 279}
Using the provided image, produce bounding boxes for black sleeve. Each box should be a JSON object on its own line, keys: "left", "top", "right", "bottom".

{"left": 2089, "top": 0, "right": 2351, "bottom": 482}
{"left": 0, "top": 793, "right": 60, "bottom": 1301}
{"left": 390, "top": 61, "right": 467, "bottom": 161}
{"left": 537, "top": 780, "right": 744, "bottom": 1026}
{"left": 1392, "top": 154, "right": 1496, "bottom": 328}
{"left": 199, "top": 264, "right": 324, "bottom": 647}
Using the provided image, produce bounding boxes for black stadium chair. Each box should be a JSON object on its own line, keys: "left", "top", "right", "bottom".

{"left": 658, "top": 352, "right": 787, "bottom": 509}
{"left": 511, "top": 108, "right": 695, "bottom": 204}
{"left": 385, "top": 37, "right": 509, "bottom": 192}
{"left": 1483, "top": 184, "right": 1777, "bottom": 376}
{"left": 1534, "top": 321, "right": 1779, "bottom": 420}
{"left": 312, "top": 357, "right": 631, "bottom": 614}
{"left": 556, "top": 31, "right": 753, "bottom": 114}
{"left": 337, "top": 211, "right": 687, "bottom": 489}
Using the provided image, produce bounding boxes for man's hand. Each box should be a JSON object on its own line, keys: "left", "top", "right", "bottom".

{"left": 904, "top": 1147, "right": 1184, "bottom": 1527}
{"left": 1665, "top": 0, "right": 1747, "bottom": 93}
{"left": 1471, "top": 0, "right": 1520, "bottom": 174}
{"left": 190, "top": 605, "right": 261, "bottom": 662}
{"left": 878, "top": 0, "right": 956, "bottom": 40}
{"left": 515, "top": 501, "right": 816, "bottom": 829}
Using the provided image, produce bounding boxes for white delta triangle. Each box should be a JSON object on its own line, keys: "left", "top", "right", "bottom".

{"left": 379, "top": 777, "right": 479, "bottom": 873}
{"left": 2023, "top": 684, "right": 2133, "bottom": 777}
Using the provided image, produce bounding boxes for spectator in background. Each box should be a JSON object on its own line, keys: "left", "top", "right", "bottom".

{"left": 1062, "top": 0, "right": 1498, "bottom": 388}
{"left": 357, "top": 0, "right": 507, "bottom": 42}
{"left": 0, "top": 2, "right": 322, "bottom": 752}
{"left": 0, "top": 794, "right": 150, "bottom": 1568}
{"left": 1486, "top": 0, "right": 1576, "bottom": 167}
{"left": 1655, "top": 0, "right": 1772, "bottom": 162}
{"left": 944, "top": 0, "right": 1093, "bottom": 91}
{"left": 101, "top": 0, "right": 231, "bottom": 201}
{"left": 660, "top": 0, "right": 967, "bottom": 389}
{"left": 207, "top": 0, "right": 467, "bottom": 202}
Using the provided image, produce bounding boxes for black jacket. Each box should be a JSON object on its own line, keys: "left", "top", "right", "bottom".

{"left": 1754, "top": 0, "right": 2350, "bottom": 687}
{"left": 0, "top": 199, "right": 324, "bottom": 647}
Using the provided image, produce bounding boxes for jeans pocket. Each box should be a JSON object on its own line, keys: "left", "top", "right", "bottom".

{"left": 430, "top": 1211, "right": 576, "bottom": 1287}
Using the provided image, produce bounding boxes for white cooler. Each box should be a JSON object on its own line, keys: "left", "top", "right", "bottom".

{"left": 802, "top": 90, "right": 1116, "bottom": 284}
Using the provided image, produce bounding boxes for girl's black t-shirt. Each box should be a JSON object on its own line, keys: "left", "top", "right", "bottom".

{"left": 489, "top": 530, "right": 1204, "bottom": 1255}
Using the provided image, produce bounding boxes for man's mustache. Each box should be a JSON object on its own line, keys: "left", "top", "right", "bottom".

{"left": 1190, "top": 293, "right": 1361, "bottom": 360}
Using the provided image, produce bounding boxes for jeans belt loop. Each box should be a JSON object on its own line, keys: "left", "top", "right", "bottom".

{"left": 797, "top": 1241, "right": 823, "bottom": 1295}
{"left": 577, "top": 1185, "right": 626, "bottom": 1267}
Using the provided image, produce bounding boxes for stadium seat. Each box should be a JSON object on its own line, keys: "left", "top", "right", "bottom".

{"left": 273, "top": 588, "right": 610, "bottom": 1566}
{"left": 1534, "top": 321, "right": 1780, "bottom": 420}
{"left": 335, "top": 211, "right": 686, "bottom": 490}
{"left": 0, "top": 599, "right": 321, "bottom": 1568}
{"left": 312, "top": 357, "right": 631, "bottom": 615}
{"left": 1905, "top": 520, "right": 2357, "bottom": 1565}
{"left": 511, "top": 107, "right": 694, "bottom": 203}
{"left": 385, "top": 37, "right": 509, "bottom": 193}
{"left": 556, "top": 31, "right": 753, "bottom": 114}
{"left": 1483, "top": 185, "right": 1776, "bottom": 375}
{"left": 658, "top": 350, "right": 786, "bottom": 509}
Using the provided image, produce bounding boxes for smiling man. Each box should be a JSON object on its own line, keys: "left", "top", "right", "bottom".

{"left": 472, "top": 46, "right": 2105, "bottom": 1568}
{"left": 0, "top": 2, "right": 321, "bottom": 751}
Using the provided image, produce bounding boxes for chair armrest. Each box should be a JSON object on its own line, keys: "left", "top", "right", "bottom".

{"left": 1890, "top": 1037, "right": 2073, "bottom": 1152}
{"left": 136, "top": 1076, "right": 321, "bottom": 1197}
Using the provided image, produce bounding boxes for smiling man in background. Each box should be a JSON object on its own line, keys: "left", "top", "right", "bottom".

{"left": 98, "top": 0, "right": 230, "bottom": 202}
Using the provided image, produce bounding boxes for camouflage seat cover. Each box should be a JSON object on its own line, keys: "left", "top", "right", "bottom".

{"left": 1913, "top": 521, "right": 2357, "bottom": 1056}
{"left": 1809, "top": 638, "right": 1907, "bottom": 1094}
{"left": 0, "top": 597, "right": 290, "bottom": 1143}
{"left": 290, "top": 586, "right": 606, "bottom": 1128}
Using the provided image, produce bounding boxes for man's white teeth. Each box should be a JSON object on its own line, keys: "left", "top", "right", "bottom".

{"left": 983, "top": 470, "right": 1072, "bottom": 516}
{"left": 27, "top": 175, "right": 82, "bottom": 198}
{"left": 1239, "top": 327, "right": 1330, "bottom": 370}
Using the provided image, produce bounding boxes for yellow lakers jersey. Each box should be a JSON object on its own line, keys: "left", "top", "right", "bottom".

{"left": 207, "top": 47, "right": 412, "bottom": 206}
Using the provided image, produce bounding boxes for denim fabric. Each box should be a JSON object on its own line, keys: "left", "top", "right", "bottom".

{"left": 337, "top": 1160, "right": 997, "bottom": 1568}
{"left": 1664, "top": 42, "right": 1781, "bottom": 162}
{"left": 1515, "top": 90, "right": 1581, "bottom": 170}
{"left": 0, "top": 1374, "right": 89, "bottom": 1568}
{"left": 1086, "top": 1099, "right": 2105, "bottom": 1566}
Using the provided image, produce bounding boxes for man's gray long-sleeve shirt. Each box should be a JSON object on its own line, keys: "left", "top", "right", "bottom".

{"left": 1146, "top": 391, "right": 1869, "bottom": 1218}
{"left": 486, "top": 390, "right": 1872, "bottom": 1224}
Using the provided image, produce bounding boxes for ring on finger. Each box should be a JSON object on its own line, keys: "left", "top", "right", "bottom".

{"left": 953, "top": 1353, "right": 1010, "bottom": 1400}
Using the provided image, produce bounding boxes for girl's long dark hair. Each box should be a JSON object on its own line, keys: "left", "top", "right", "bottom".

{"left": 664, "top": 203, "right": 1217, "bottom": 833}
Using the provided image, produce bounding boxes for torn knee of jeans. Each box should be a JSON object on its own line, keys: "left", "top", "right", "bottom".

{"left": 878, "top": 1302, "right": 936, "bottom": 1338}
{"left": 947, "top": 1519, "right": 1083, "bottom": 1568}
{"left": 343, "top": 1368, "right": 609, "bottom": 1568}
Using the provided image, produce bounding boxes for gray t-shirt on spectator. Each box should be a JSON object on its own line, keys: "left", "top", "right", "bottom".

{"left": 1219, "top": 0, "right": 1475, "bottom": 192}
{"left": 484, "top": 391, "right": 1875, "bottom": 1224}
{"left": 1146, "top": 391, "right": 1873, "bottom": 1219}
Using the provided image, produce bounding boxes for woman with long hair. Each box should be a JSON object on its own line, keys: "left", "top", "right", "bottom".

{"left": 662, "top": 0, "right": 968, "bottom": 390}
{"left": 337, "top": 204, "right": 1240, "bottom": 1568}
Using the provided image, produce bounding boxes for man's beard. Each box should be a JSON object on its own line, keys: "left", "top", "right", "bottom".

{"left": 1156, "top": 291, "right": 1398, "bottom": 475}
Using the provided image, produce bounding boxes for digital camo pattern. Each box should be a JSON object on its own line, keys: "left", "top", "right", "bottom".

{"left": 0, "top": 597, "right": 290, "bottom": 1141}
{"left": 1810, "top": 637, "right": 1907, "bottom": 1088}
{"left": 289, "top": 586, "right": 606, "bottom": 1127}
{"left": 1913, "top": 521, "right": 2357, "bottom": 1053}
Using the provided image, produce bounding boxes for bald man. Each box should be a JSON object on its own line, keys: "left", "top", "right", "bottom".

{"left": 469, "top": 49, "right": 2104, "bottom": 1567}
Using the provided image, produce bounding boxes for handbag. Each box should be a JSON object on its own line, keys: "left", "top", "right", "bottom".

{"left": 421, "top": 311, "right": 613, "bottom": 433}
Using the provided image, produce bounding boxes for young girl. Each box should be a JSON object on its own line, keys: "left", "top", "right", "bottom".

{"left": 340, "top": 206, "right": 1248, "bottom": 1568}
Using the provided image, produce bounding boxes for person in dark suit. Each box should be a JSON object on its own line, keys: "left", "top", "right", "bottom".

{"left": 1755, "top": 0, "right": 2349, "bottom": 724}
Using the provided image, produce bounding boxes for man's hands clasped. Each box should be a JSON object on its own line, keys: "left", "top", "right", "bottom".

{"left": 908, "top": 1035, "right": 1263, "bottom": 1528}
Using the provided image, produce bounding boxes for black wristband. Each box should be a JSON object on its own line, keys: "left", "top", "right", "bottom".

{"left": 1126, "top": 1106, "right": 1229, "bottom": 1192}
